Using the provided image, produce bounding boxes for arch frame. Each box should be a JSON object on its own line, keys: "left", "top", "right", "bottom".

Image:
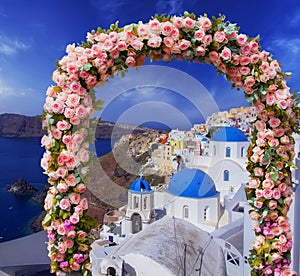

{"left": 41, "top": 12, "right": 299, "bottom": 275}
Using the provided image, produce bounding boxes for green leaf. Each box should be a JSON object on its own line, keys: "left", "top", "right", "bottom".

{"left": 81, "top": 63, "right": 93, "bottom": 71}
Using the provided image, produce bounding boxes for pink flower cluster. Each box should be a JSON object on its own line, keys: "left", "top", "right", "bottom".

{"left": 41, "top": 13, "right": 299, "bottom": 275}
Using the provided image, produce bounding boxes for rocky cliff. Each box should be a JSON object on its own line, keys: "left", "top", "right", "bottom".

{"left": 0, "top": 113, "right": 45, "bottom": 137}
{"left": 0, "top": 113, "right": 156, "bottom": 139}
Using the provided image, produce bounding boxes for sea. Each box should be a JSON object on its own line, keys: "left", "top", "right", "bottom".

{"left": 0, "top": 137, "right": 113, "bottom": 243}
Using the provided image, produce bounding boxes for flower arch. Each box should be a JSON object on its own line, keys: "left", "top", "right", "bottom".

{"left": 41, "top": 12, "right": 299, "bottom": 276}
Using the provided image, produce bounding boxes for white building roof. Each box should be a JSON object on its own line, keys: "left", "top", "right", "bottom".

{"left": 105, "top": 216, "right": 226, "bottom": 276}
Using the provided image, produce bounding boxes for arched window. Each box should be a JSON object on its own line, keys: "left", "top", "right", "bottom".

{"left": 224, "top": 170, "right": 229, "bottom": 181}
{"left": 183, "top": 205, "right": 189, "bottom": 219}
{"left": 134, "top": 196, "right": 139, "bottom": 209}
{"left": 143, "top": 197, "right": 147, "bottom": 210}
{"left": 241, "top": 146, "right": 245, "bottom": 157}
{"left": 226, "top": 146, "right": 231, "bottom": 157}
{"left": 204, "top": 206, "right": 209, "bottom": 221}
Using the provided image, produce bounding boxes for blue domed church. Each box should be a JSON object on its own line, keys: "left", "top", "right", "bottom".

{"left": 123, "top": 178, "right": 156, "bottom": 235}
{"left": 164, "top": 168, "right": 221, "bottom": 232}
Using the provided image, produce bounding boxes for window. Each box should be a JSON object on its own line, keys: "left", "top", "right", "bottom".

{"left": 134, "top": 196, "right": 139, "bottom": 209}
{"left": 241, "top": 147, "right": 245, "bottom": 157}
{"left": 224, "top": 170, "right": 229, "bottom": 181}
{"left": 226, "top": 251, "right": 240, "bottom": 266}
{"left": 213, "top": 145, "right": 216, "bottom": 156}
{"left": 143, "top": 197, "right": 147, "bottom": 210}
{"left": 183, "top": 205, "right": 189, "bottom": 219}
{"left": 226, "top": 147, "right": 231, "bottom": 157}
{"left": 204, "top": 206, "right": 209, "bottom": 221}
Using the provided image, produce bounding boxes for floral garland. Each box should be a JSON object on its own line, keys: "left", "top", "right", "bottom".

{"left": 41, "top": 12, "right": 299, "bottom": 276}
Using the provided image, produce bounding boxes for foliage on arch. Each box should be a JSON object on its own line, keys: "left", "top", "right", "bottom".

{"left": 41, "top": 11, "right": 299, "bottom": 276}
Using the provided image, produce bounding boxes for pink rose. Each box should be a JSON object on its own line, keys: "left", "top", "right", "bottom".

{"left": 273, "top": 188, "right": 281, "bottom": 200}
{"left": 202, "top": 34, "right": 212, "bottom": 45}
{"left": 262, "top": 180, "right": 274, "bottom": 189}
{"left": 149, "top": 18, "right": 161, "bottom": 34}
{"left": 268, "top": 200, "right": 277, "bottom": 210}
{"left": 161, "top": 21, "right": 173, "bottom": 36}
{"left": 178, "top": 39, "right": 191, "bottom": 51}
{"left": 255, "top": 189, "right": 263, "bottom": 198}
{"left": 52, "top": 128, "right": 62, "bottom": 140}
{"left": 268, "top": 138, "right": 279, "bottom": 147}
{"left": 56, "top": 167, "right": 67, "bottom": 178}
{"left": 70, "top": 81, "right": 81, "bottom": 93}
{"left": 77, "top": 230, "right": 87, "bottom": 239}
{"left": 170, "top": 28, "right": 180, "bottom": 40}
{"left": 57, "top": 182, "right": 68, "bottom": 193}
{"left": 278, "top": 100, "right": 288, "bottom": 109}
{"left": 263, "top": 188, "right": 273, "bottom": 199}
{"left": 254, "top": 167, "right": 264, "bottom": 177}
{"left": 183, "top": 17, "right": 196, "bottom": 29}
{"left": 236, "top": 34, "right": 248, "bottom": 45}
{"left": 196, "top": 46, "right": 206, "bottom": 56}
{"left": 67, "top": 230, "right": 76, "bottom": 239}
{"left": 76, "top": 183, "right": 86, "bottom": 193}
{"left": 66, "top": 94, "right": 81, "bottom": 107}
{"left": 269, "top": 117, "right": 281, "bottom": 128}
{"left": 66, "top": 174, "right": 76, "bottom": 187}
{"left": 248, "top": 178, "right": 260, "bottom": 188}
{"left": 80, "top": 198, "right": 88, "bottom": 210}
{"left": 240, "top": 56, "right": 251, "bottom": 66}
{"left": 250, "top": 41, "right": 259, "bottom": 52}
{"left": 70, "top": 213, "right": 80, "bottom": 224}
{"left": 255, "top": 120, "right": 266, "bottom": 131}
{"left": 64, "top": 107, "right": 74, "bottom": 118}
{"left": 44, "top": 193, "right": 55, "bottom": 210}
{"left": 125, "top": 56, "right": 136, "bottom": 67}
{"left": 70, "top": 262, "right": 80, "bottom": 271}
{"left": 254, "top": 200, "right": 263, "bottom": 209}
{"left": 266, "top": 93, "right": 276, "bottom": 105}
{"left": 194, "top": 29, "right": 205, "bottom": 41}
{"left": 214, "top": 31, "right": 226, "bottom": 43}
{"left": 52, "top": 100, "right": 64, "bottom": 114}
{"left": 198, "top": 17, "right": 212, "bottom": 30}
{"left": 59, "top": 198, "right": 71, "bottom": 211}
{"left": 244, "top": 76, "right": 255, "bottom": 87}
{"left": 58, "top": 242, "right": 67, "bottom": 254}
{"left": 74, "top": 205, "right": 83, "bottom": 215}
{"left": 250, "top": 54, "right": 260, "bottom": 64}
{"left": 69, "top": 193, "right": 81, "bottom": 205}
{"left": 55, "top": 254, "right": 65, "bottom": 262}
{"left": 239, "top": 66, "right": 250, "bottom": 75}
{"left": 55, "top": 223, "right": 66, "bottom": 238}
{"left": 64, "top": 239, "right": 74, "bottom": 249}
{"left": 131, "top": 38, "right": 144, "bottom": 51}
{"left": 220, "top": 47, "right": 231, "bottom": 60}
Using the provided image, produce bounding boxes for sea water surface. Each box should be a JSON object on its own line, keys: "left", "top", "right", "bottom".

{"left": 0, "top": 137, "right": 113, "bottom": 242}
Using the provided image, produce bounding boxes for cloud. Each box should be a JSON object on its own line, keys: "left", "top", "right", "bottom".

{"left": 155, "top": 0, "right": 184, "bottom": 15}
{"left": 88, "top": 0, "right": 126, "bottom": 22}
{"left": 0, "top": 34, "right": 30, "bottom": 56}
{"left": 271, "top": 38, "right": 300, "bottom": 56}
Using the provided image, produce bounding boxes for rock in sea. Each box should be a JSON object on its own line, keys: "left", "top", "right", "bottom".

{"left": 7, "top": 178, "right": 38, "bottom": 196}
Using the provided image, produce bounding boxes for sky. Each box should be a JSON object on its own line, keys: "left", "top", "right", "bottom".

{"left": 0, "top": 0, "right": 300, "bottom": 129}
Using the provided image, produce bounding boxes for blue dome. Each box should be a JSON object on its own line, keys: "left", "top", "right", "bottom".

{"left": 167, "top": 168, "right": 217, "bottom": 198}
{"left": 130, "top": 178, "right": 151, "bottom": 192}
{"left": 211, "top": 127, "right": 248, "bottom": 142}
{"left": 201, "top": 137, "right": 208, "bottom": 142}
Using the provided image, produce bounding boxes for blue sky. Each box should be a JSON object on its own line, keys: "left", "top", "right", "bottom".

{"left": 0, "top": 0, "right": 299, "bottom": 129}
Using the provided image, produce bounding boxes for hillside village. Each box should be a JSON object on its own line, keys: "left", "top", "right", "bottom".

{"left": 88, "top": 106, "right": 300, "bottom": 276}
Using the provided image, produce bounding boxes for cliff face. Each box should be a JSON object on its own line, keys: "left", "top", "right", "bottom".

{"left": 0, "top": 113, "right": 157, "bottom": 139}
{"left": 0, "top": 113, "right": 45, "bottom": 137}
